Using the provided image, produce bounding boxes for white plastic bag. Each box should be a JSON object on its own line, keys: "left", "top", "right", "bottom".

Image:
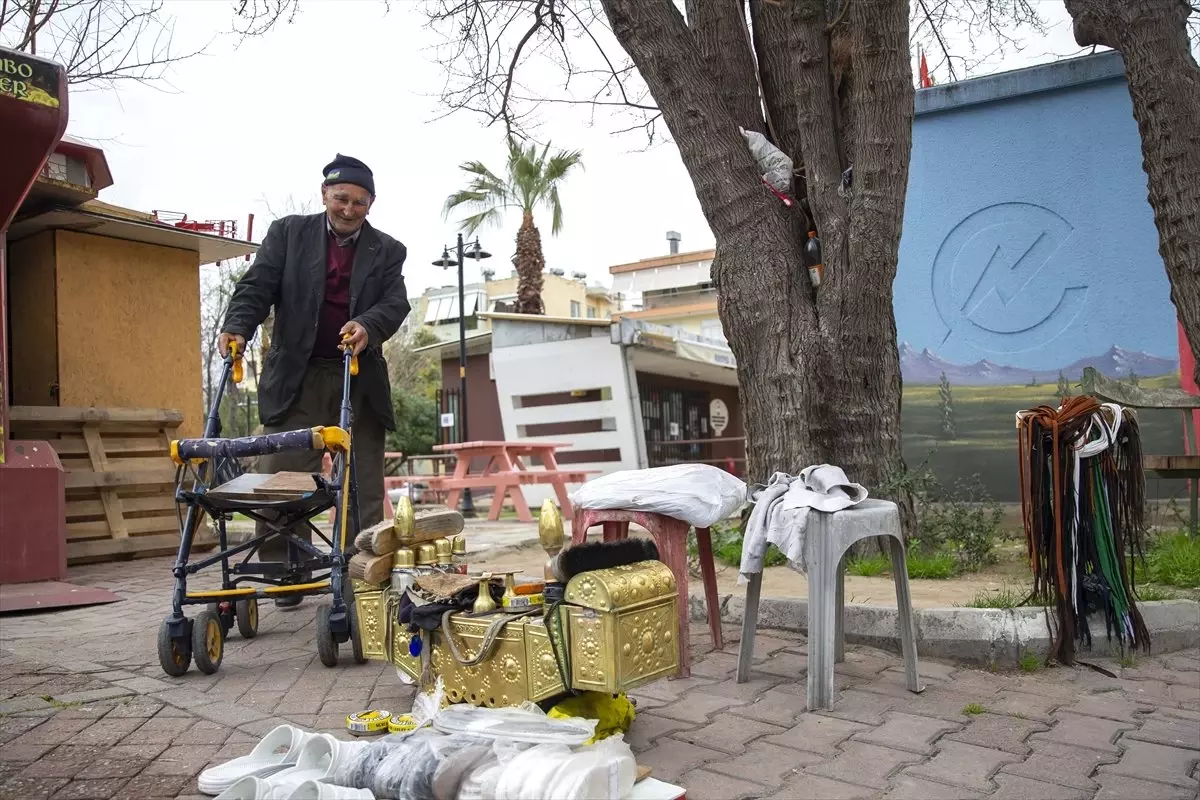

{"left": 740, "top": 126, "right": 793, "bottom": 191}
{"left": 570, "top": 464, "right": 747, "bottom": 528}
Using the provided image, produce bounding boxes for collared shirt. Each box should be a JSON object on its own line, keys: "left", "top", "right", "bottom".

{"left": 312, "top": 218, "right": 362, "bottom": 360}
{"left": 327, "top": 215, "right": 363, "bottom": 247}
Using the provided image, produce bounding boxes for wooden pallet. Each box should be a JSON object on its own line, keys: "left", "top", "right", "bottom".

{"left": 9, "top": 406, "right": 215, "bottom": 564}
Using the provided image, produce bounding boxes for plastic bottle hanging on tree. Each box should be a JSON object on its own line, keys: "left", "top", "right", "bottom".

{"left": 803, "top": 230, "right": 824, "bottom": 288}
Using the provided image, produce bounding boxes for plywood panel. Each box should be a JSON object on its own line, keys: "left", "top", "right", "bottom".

{"left": 54, "top": 230, "right": 204, "bottom": 437}
{"left": 7, "top": 230, "right": 59, "bottom": 406}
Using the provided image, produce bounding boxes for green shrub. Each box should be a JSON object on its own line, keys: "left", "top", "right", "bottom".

{"left": 906, "top": 548, "right": 957, "bottom": 580}
{"left": 846, "top": 554, "right": 890, "bottom": 577}
{"left": 1145, "top": 533, "right": 1200, "bottom": 588}
{"left": 920, "top": 474, "right": 1002, "bottom": 573}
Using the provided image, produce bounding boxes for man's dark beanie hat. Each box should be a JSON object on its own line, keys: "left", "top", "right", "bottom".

{"left": 322, "top": 154, "right": 375, "bottom": 196}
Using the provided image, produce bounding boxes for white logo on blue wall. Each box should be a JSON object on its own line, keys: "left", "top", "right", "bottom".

{"left": 931, "top": 202, "right": 1088, "bottom": 355}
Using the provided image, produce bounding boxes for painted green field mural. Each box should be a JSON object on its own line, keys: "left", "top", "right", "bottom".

{"left": 901, "top": 374, "right": 1188, "bottom": 504}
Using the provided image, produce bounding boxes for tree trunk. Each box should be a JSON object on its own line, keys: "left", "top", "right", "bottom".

{"left": 601, "top": 0, "right": 916, "bottom": 531}
{"left": 514, "top": 209, "right": 546, "bottom": 314}
{"left": 1063, "top": 0, "right": 1200, "bottom": 386}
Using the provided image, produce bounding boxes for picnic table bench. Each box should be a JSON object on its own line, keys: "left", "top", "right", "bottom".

{"left": 1085, "top": 366, "right": 1200, "bottom": 535}
{"left": 427, "top": 440, "right": 598, "bottom": 522}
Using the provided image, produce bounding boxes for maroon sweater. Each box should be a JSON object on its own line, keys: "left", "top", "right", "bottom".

{"left": 311, "top": 228, "right": 357, "bottom": 360}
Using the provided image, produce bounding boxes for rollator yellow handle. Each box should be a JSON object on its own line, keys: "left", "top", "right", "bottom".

{"left": 229, "top": 341, "right": 244, "bottom": 384}
{"left": 342, "top": 333, "right": 359, "bottom": 377}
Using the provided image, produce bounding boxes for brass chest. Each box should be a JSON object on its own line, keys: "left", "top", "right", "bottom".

{"left": 564, "top": 560, "right": 679, "bottom": 693}
{"left": 351, "top": 559, "right": 678, "bottom": 706}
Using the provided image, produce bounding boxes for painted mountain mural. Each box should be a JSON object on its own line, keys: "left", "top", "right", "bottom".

{"left": 899, "top": 343, "right": 1178, "bottom": 386}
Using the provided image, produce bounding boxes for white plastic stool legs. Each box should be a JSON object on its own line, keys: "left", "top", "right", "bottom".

{"left": 735, "top": 500, "right": 924, "bottom": 711}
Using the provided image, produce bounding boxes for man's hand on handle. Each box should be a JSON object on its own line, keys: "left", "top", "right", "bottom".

{"left": 217, "top": 332, "right": 246, "bottom": 359}
{"left": 340, "top": 321, "right": 368, "bottom": 356}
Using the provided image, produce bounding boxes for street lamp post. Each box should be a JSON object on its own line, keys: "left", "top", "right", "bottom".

{"left": 433, "top": 233, "right": 491, "bottom": 518}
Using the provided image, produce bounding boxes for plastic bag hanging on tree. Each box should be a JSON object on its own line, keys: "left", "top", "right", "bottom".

{"left": 740, "top": 127, "right": 795, "bottom": 206}
{"left": 803, "top": 231, "right": 824, "bottom": 288}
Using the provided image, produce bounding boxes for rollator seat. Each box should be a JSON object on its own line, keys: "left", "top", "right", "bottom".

{"left": 208, "top": 471, "right": 325, "bottom": 502}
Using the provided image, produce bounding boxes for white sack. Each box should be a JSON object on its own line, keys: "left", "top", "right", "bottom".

{"left": 570, "top": 464, "right": 747, "bottom": 528}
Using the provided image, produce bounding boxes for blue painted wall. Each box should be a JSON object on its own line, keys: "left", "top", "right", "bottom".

{"left": 896, "top": 51, "right": 1176, "bottom": 380}
{"left": 893, "top": 52, "right": 1185, "bottom": 505}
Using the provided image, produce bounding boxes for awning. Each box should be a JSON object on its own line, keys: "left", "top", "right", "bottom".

{"left": 7, "top": 205, "right": 258, "bottom": 266}
{"left": 612, "top": 317, "right": 738, "bottom": 372}
{"left": 425, "top": 291, "right": 483, "bottom": 323}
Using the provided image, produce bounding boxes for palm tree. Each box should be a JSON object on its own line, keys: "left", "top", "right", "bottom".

{"left": 443, "top": 137, "right": 583, "bottom": 315}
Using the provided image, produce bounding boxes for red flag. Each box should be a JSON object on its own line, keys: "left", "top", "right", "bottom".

{"left": 919, "top": 50, "right": 932, "bottom": 88}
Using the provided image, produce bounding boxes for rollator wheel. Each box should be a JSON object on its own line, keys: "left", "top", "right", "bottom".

{"left": 192, "top": 609, "right": 225, "bottom": 675}
{"left": 345, "top": 596, "right": 366, "bottom": 665}
{"left": 236, "top": 598, "right": 259, "bottom": 639}
{"left": 316, "top": 603, "right": 339, "bottom": 668}
{"left": 157, "top": 616, "right": 192, "bottom": 677}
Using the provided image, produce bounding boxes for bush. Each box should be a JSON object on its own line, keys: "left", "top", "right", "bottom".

{"left": 918, "top": 474, "right": 1002, "bottom": 573}
{"left": 846, "top": 554, "right": 889, "bottom": 577}
{"left": 688, "top": 520, "right": 786, "bottom": 569}
{"left": 905, "top": 547, "right": 957, "bottom": 579}
{"left": 386, "top": 388, "right": 439, "bottom": 457}
{"left": 1145, "top": 533, "right": 1200, "bottom": 588}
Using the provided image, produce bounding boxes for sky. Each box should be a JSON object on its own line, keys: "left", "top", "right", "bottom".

{"left": 51, "top": 0, "right": 1089, "bottom": 301}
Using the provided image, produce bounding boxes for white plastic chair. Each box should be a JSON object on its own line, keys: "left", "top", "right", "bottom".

{"left": 735, "top": 498, "right": 924, "bottom": 710}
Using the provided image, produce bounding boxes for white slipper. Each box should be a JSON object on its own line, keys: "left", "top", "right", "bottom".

{"left": 199, "top": 725, "right": 317, "bottom": 795}
{"left": 283, "top": 779, "right": 376, "bottom": 799}
{"left": 263, "top": 734, "right": 344, "bottom": 796}
{"left": 213, "top": 776, "right": 272, "bottom": 800}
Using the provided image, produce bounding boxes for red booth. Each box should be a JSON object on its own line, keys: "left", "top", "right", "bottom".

{"left": 0, "top": 47, "right": 70, "bottom": 585}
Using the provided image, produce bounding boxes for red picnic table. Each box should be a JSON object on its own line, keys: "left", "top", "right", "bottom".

{"left": 427, "top": 440, "right": 597, "bottom": 522}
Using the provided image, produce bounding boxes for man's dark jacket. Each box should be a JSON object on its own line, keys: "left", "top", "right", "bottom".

{"left": 221, "top": 213, "right": 411, "bottom": 431}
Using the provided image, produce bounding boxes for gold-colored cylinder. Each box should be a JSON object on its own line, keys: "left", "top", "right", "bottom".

{"left": 392, "top": 547, "right": 415, "bottom": 568}
{"left": 451, "top": 535, "right": 467, "bottom": 556}
{"left": 393, "top": 496, "right": 416, "bottom": 545}
{"left": 434, "top": 538, "right": 453, "bottom": 566}
{"left": 415, "top": 543, "right": 437, "bottom": 566}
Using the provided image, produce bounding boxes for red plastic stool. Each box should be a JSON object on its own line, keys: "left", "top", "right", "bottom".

{"left": 572, "top": 508, "right": 724, "bottom": 678}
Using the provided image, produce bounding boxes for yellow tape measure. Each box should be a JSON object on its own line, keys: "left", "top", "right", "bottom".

{"left": 387, "top": 713, "right": 418, "bottom": 734}
{"left": 345, "top": 710, "right": 391, "bottom": 736}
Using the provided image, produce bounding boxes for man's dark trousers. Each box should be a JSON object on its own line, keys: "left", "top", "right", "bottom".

{"left": 255, "top": 359, "right": 385, "bottom": 564}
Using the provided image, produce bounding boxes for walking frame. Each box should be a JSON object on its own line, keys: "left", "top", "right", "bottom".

{"left": 157, "top": 335, "right": 366, "bottom": 677}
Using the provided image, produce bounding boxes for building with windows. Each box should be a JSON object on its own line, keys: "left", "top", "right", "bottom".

{"left": 415, "top": 269, "right": 617, "bottom": 342}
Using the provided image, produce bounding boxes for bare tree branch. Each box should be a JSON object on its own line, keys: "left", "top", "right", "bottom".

{"left": 0, "top": 0, "right": 208, "bottom": 88}
{"left": 422, "top": 0, "right": 662, "bottom": 141}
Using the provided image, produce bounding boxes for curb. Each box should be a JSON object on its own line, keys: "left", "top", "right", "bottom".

{"left": 689, "top": 594, "right": 1200, "bottom": 666}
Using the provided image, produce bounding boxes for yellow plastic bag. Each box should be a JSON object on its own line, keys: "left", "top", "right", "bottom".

{"left": 547, "top": 691, "right": 636, "bottom": 743}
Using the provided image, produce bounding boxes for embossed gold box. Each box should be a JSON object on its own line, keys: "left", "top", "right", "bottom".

{"left": 351, "top": 560, "right": 678, "bottom": 706}
{"left": 565, "top": 561, "right": 679, "bottom": 694}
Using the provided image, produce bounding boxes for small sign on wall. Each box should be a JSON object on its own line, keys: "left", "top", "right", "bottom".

{"left": 440, "top": 413, "right": 455, "bottom": 429}
{"left": 710, "top": 399, "right": 730, "bottom": 436}
{"left": 668, "top": 422, "right": 680, "bottom": 438}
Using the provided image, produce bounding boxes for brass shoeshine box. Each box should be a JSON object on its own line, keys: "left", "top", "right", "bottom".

{"left": 351, "top": 560, "right": 679, "bottom": 706}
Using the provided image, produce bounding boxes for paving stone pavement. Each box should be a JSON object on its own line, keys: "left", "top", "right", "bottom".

{"left": 1, "top": 556, "right": 1198, "bottom": 799}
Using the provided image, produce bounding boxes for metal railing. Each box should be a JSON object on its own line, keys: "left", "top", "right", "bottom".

{"left": 646, "top": 436, "right": 746, "bottom": 477}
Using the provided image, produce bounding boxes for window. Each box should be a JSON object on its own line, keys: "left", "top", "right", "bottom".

{"left": 570, "top": 301, "right": 582, "bottom": 318}
{"left": 587, "top": 305, "right": 597, "bottom": 319}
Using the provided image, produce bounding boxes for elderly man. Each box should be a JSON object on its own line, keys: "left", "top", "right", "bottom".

{"left": 218, "top": 154, "right": 410, "bottom": 607}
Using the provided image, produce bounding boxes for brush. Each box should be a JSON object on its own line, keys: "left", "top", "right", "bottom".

{"left": 550, "top": 538, "right": 660, "bottom": 583}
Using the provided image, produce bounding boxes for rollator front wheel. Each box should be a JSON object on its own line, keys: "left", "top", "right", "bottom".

{"left": 157, "top": 616, "right": 192, "bottom": 678}
{"left": 316, "top": 603, "right": 339, "bottom": 668}
{"left": 192, "top": 609, "right": 225, "bottom": 675}
{"left": 236, "top": 598, "right": 259, "bottom": 639}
